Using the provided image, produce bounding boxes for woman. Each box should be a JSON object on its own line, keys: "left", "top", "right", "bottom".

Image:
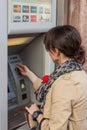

{"left": 17, "top": 25, "right": 87, "bottom": 130}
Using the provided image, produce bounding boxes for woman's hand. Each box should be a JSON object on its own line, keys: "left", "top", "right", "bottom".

{"left": 25, "top": 103, "right": 40, "bottom": 115}
{"left": 25, "top": 104, "right": 43, "bottom": 123}
{"left": 17, "top": 64, "right": 30, "bottom": 77}
{"left": 17, "top": 64, "right": 39, "bottom": 84}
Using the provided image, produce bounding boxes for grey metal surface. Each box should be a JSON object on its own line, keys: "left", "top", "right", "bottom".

{"left": 0, "top": 0, "right": 7, "bottom": 130}
{"left": 8, "top": 55, "right": 31, "bottom": 130}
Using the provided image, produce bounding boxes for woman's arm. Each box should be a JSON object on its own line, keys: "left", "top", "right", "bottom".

{"left": 17, "top": 64, "right": 42, "bottom": 89}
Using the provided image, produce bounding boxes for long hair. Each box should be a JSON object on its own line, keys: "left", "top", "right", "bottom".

{"left": 44, "top": 25, "right": 85, "bottom": 65}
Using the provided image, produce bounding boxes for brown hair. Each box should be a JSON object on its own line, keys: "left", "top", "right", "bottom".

{"left": 44, "top": 25, "right": 85, "bottom": 65}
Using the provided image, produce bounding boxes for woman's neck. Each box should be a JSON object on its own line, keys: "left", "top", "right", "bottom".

{"left": 58, "top": 54, "right": 70, "bottom": 65}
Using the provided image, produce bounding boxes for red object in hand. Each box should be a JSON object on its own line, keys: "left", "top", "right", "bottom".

{"left": 42, "top": 75, "right": 49, "bottom": 83}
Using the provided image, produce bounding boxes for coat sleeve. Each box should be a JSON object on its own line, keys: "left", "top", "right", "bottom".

{"left": 33, "top": 78, "right": 42, "bottom": 90}
{"left": 39, "top": 78, "right": 76, "bottom": 130}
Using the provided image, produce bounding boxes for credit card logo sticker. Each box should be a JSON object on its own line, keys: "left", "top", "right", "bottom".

{"left": 13, "top": 5, "right": 21, "bottom": 13}
{"left": 39, "top": 14, "right": 50, "bottom": 22}
{"left": 39, "top": 6, "right": 43, "bottom": 13}
{"left": 22, "top": 6, "right": 29, "bottom": 13}
{"left": 13, "top": 15, "right": 21, "bottom": 22}
{"left": 45, "top": 7, "right": 51, "bottom": 14}
{"left": 31, "top": 6, "right": 37, "bottom": 13}
{"left": 22, "top": 15, "right": 29, "bottom": 22}
{"left": 30, "top": 15, "right": 37, "bottom": 22}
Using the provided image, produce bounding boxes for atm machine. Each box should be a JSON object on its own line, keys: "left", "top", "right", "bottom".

{"left": 0, "top": 0, "right": 69, "bottom": 130}
{"left": 8, "top": 54, "right": 31, "bottom": 130}
{"left": 7, "top": 0, "right": 56, "bottom": 130}
{"left": 8, "top": 34, "right": 55, "bottom": 130}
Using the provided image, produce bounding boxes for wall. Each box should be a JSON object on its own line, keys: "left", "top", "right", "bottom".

{"left": 68, "top": 0, "right": 87, "bottom": 71}
{"left": 57, "top": 0, "right": 69, "bottom": 25}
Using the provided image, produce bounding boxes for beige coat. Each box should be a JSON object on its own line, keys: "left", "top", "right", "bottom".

{"left": 27, "top": 70, "right": 87, "bottom": 130}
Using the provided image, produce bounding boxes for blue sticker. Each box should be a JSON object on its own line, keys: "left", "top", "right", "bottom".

{"left": 31, "top": 6, "right": 37, "bottom": 13}
{"left": 39, "top": 6, "right": 43, "bottom": 13}
{"left": 22, "top": 6, "right": 29, "bottom": 13}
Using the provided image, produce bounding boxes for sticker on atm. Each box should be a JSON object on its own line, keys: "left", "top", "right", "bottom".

{"left": 22, "top": 6, "right": 29, "bottom": 13}
{"left": 45, "top": 7, "right": 51, "bottom": 14}
{"left": 22, "top": 15, "right": 29, "bottom": 22}
{"left": 31, "top": 6, "right": 37, "bottom": 13}
{"left": 13, "top": 15, "right": 21, "bottom": 22}
{"left": 30, "top": 15, "right": 37, "bottom": 22}
{"left": 39, "top": 6, "right": 43, "bottom": 13}
{"left": 13, "top": 5, "right": 21, "bottom": 13}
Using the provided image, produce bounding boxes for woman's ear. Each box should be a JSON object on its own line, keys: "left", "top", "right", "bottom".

{"left": 54, "top": 48, "right": 59, "bottom": 55}
{"left": 50, "top": 48, "right": 59, "bottom": 56}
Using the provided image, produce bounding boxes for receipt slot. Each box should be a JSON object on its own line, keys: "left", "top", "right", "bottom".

{"left": 8, "top": 55, "right": 31, "bottom": 130}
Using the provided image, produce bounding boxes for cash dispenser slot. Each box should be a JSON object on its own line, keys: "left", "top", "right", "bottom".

{"left": 8, "top": 55, "right": 31, "bottom": 130}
